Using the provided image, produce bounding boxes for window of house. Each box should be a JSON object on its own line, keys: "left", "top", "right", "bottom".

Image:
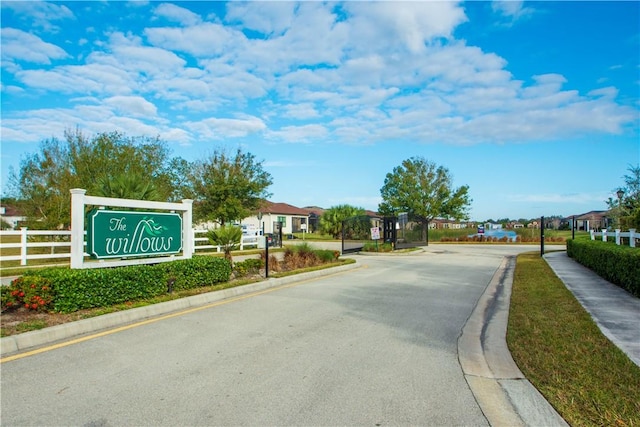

{"left": 277, "top": 216, "right": 286, "bottom": 226}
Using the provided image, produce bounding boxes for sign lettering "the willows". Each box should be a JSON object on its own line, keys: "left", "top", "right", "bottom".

{"left": 87, "top": 210, "right": 183, "bottom": 259}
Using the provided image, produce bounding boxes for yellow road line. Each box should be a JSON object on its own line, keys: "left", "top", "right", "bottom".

{"left": 1, "top": 265, "right": 363, "bottom": 363}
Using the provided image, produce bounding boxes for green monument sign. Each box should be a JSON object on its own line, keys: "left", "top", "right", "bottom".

{"left": 87, "top": 210, "right": 183, "bottom": 259}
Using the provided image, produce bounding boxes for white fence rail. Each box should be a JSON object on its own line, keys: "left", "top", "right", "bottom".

{"left": 1, "top": 228, "right": 262, "bottom": 267}
{"left": 590, "top": 228, "right": 638, "bottom": 247}
{"left": 193, "top": 229, "right": 261, "bottom": 253}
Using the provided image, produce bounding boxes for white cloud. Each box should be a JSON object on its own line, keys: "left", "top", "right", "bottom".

{"left": 15, "top": 63, "right": 134, "bottom": 95}
{"left": 225, "top": 2, "right": 296, "bottom": 36}
{"left": 104, "top": 96, "right": 158, "bottom": 118}
{"left": 266, "top": 124, "right": 329, "bottom": 143}
{"left": 0, "top": 0, "right": 637, "bottom": 155}
{"left": 145, "top": 22, "right": 243, "bottom": 57}
{"left": 1, "top": 1, "right": 74, "bottom": 32}
{"left": 153, "top": 3, "right": 202, "bottom": 27}
{"left": 491, "top": 1, "right": 535, "bottom": 23}
{"left": 281, "top": 103, "right": 321, "bottom": 120}
{"left": 1, "top": 28, "right": 70, "bottom": 64}
{"left": 344, "top": 2, "right": 467, "bottom": 53}
{"left": 186, "top": 116, "right": 267, "bottom": 139}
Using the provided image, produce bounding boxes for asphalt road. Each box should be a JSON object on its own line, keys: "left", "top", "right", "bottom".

{"left": 1, "top": 245, "right": 552, "bottom": 426}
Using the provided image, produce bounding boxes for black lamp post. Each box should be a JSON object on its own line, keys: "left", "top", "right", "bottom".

{"left": 616, "top": 189, "right": 624, "bottom": 229}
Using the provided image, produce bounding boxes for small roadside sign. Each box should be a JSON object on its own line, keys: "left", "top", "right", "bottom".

{"left": 370, "top": 227, "right": 380, "bottom": 240}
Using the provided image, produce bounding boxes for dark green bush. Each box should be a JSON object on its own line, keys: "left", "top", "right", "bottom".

{"left": 161, "top": 256, "right": 231, "bottom": 291}
{"left": 37, "top": 265, "right": 167, "bottom": 313}
{"left": 567, "top": 239, "right": 640, "bottom": 297}
{"left": 315, "top": 249, "right": 339, "bottom": 263}
{"left": 26, "top": 256, "right": 232, "bottom": 313}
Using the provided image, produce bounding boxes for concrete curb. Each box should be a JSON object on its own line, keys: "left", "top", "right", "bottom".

{"left": 458, "top": 256, "right": 568, "bottom": 427}
{"left": 1, "top": 261, "right": 360, "bottom": 357}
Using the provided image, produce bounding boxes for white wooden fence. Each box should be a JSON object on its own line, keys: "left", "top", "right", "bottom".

{"left": 590, "top": 228, "right": 638, "bottom": 247}
{"left": 0, "top": 228, "right": 261, "bottom": 267}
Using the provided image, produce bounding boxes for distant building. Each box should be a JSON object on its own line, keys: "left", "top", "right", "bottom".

{"left": 565, "top": 210, "right": 612, "bottom": 231}
{"left": 0, "top": 205, "right": 26, "bottom": 229}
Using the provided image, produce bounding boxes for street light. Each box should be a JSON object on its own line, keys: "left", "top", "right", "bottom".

{"left": 616, "top": 189, "right": 625, "bottom": 229}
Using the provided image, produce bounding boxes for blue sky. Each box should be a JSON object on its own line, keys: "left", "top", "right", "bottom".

{"left": 1, "top": 1, "right": 639, "bottom": 221}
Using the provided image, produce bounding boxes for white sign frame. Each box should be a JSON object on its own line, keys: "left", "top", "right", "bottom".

{"left": 70, "top": 188, "right": 193, "bottom": 269}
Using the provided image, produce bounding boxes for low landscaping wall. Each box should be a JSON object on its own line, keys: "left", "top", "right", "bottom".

{"left": 566, "top": 239, "right": 640, "bottom": 298}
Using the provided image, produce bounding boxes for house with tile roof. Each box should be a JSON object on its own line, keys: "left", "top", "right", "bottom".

{"left": 0, "top": 205, "right": 26, "bottom": 229}
{"left": 566, "top": 210, "right": 612, "bottom": 231}
{"left": 243, "top": 201, "right": 311, "bottom": 235}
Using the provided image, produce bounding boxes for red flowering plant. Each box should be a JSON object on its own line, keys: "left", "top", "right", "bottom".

{"left": 1, "top": 276, "right": 54, "bottom": 312}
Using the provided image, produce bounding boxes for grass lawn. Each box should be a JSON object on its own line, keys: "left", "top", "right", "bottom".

{"left": 508, "top": 252, "right": 640, "bottom": 426}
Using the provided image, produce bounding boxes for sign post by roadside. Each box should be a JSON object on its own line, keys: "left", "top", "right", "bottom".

{"left": 371, "top": 226, "right": 380, "bottom": 251}
{"left": 540, "top": 216, "right": 545, "bottom": 257}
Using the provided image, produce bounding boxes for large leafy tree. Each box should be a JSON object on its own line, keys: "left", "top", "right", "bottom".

{"left": 190, "top": 148, "right": 272, "bottom": 225}
{"left": 319, "top": 204, "right": 366, "bottom": 239}
{"left": 8, "top": 129, "right": 177, "bottom": 229}
{"left": 378, "top": 157, "right": 471, "bottom": 240}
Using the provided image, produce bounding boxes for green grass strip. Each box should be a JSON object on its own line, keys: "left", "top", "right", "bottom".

{"left": 507, "top": 253, "right": 640, "bottom": 426}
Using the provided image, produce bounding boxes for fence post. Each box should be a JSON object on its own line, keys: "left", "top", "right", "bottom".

{"left": 70, "top": 188, "right": 87, "bottom": 269}
{"left": 590, "top": 229, "right": 595, "bottom": 240}
{"left": 630, "top": 229, "right": 636, "bottom": 248}
{"left": 602, "top": 229, "right": 607, "bottom": 242}
{"left": 615, "top": 229, "right": 621, "bottom": 245}
{"left": 20, "top": 227, "right": 28, "bottom": 266}
{"left": 181, "top": 199, "right": 193, "bottom": 259}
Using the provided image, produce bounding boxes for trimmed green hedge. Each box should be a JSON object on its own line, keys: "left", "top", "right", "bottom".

{"left": 23, "top": 256, "right": 231, "bottom": 313}
{"left": 566, "top": 239, "right": 640, "bottom": 297}
{"left": 161, "top": 256, "right": 232, "bottom": 292}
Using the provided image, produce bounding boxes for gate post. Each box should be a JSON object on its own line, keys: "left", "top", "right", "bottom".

{"left": 181, "top": 199, "right": 193, "bottom": 258}
{"left": 70, "top": 188, "right": 87, "bottom": 269}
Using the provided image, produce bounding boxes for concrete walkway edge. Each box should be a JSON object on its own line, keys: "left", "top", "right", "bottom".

{"left": 458, "top": 256, "right": 568, "bottom": 427}
{"left": 543, "top": 251, "right": 640, "bottom": 367}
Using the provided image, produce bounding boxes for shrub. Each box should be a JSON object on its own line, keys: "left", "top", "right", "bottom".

{"left": 362, "top": 242, "right": 393, "bottom": 252}
{"left": 37, "top": 265, "right": 167, "bottom": 313}
{"left": 315, "top": 249, "right": 339, "bottom": 263}
{"left": 260, "top": 251, "right": 281, "bottom": 272}
{"left": 1, "top": 276, "right": 54, "bottom": 312}
{"left": 233, "top": 258, "right": 262, "bottom": 277}
{"left": 19, "top": 256, "right": 232, "bottom": 313}
{"left": 162, "top": 256, "right": 231, "bottom": 291}
{"left": 567, "top": 239, "right": 640, "bottom": 297}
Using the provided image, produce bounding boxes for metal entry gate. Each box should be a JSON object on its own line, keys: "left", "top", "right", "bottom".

{"left": 341, "top": 215, "right": 428, "bottom": 253}
{"left": 341, "top": 215, "right": 372, "bottom": 253}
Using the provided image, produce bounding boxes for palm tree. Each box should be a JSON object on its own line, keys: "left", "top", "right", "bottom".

{"left": 207, "top": 225, "right": 242, "bottom": 264}
{"left": 94, "top": 173, "right": 160, "bottom": 200}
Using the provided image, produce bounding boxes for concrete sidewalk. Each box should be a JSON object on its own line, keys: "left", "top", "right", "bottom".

{"left": 544, "top": 251, "right": 640, "bottom": 367}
